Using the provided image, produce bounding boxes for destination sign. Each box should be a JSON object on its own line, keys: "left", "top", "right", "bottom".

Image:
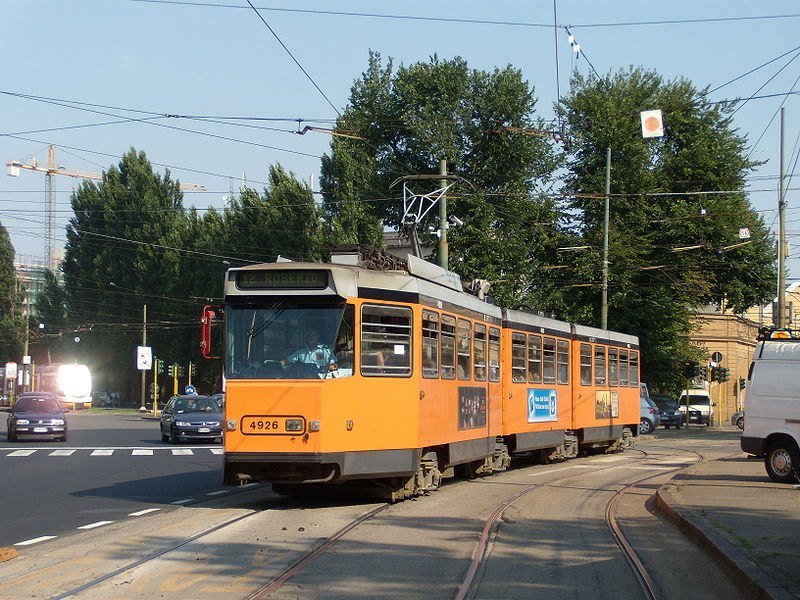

{"left": 236, "top": 269, "right": 328, "bottom": 290}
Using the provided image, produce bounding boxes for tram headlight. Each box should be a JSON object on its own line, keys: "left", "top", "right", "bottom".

{"left": 308, "top": 420, "right": 320, "bottom": 432}
{"left": 226, "top": 419, "right": 237, "bottom": 431}
{"left": 285, "top": 419, "right": 303, "bottom": 432}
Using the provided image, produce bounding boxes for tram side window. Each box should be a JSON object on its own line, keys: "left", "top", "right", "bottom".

{"left": 441, "top": 315, "right": 456, "bottom": 379}
{"left": 594, "top": 346, "right": 607, "bottom": 386}
{"left": 511, "top": 332, "right": 526, "bottom": 382}
{"left": 422, "top": 311, "right": 439, "bottom": 379}
{"left": 580, "top": 343, "right": 592, "bottom": 386}
{"left": 629, "top": 351, "right": 640, "bottom": 386}
{"left": 528, "top": 335, "right": 542, "bottom": 383}
{"left": 473, "top": 323, "right": 487, "bottom": 381}
{"left": 360, "top": 304, "right": 412, "bottom": 377}
{"left": 457, "top": 319, "right": 472, "bottom": 380}
{"left": 619, "top": 349, "right": 629, "bottom": 387}
{"left": 608, "top": 348, "right": 619, "bottom": 386}
{"left": 543, "top": 337, "right": 556, "bottom": 384}
{"left": 489, "top": 327, "right": 501, "bottom": 382}
{"left": 557, "top": 339, "right": 570, "bottom": 384}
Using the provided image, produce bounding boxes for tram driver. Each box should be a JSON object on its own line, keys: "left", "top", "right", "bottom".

{"left": 281, "top": 328, "right": 339, "bottom": 373}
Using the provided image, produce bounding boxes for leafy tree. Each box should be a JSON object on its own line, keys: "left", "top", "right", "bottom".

{"left": 557, "top": 67, "right": 776, "bottom": 389}
{"left": 0, "top": 221, "right": 24, "bottom": 357}
{"left": 320, "top": 52, "right": 563, "bottom": 307}
{"left": 63, "top": 148, "right": 190, "bottom": 396}
{"left": 34, "top": 269, "right": 67, "bottom": 332}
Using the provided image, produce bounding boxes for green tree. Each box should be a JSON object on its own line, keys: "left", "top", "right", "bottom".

{"left": 320, "top": 52, "right": 563, "bottom": 307}
{"left": 0, "top": 221, "right": 24, "bottom": 357}
{"left": 63, "top": 148, "right": 190, "bottom": 396}
{"left": 558, "top": 67, "right": 776, "bottom": 389}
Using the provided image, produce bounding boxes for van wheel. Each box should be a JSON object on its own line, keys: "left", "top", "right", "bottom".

{"left": 765, "top": 440, "right": 800, "bottom": 484}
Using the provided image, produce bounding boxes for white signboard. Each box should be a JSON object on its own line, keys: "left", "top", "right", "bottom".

{"left": 640, "top": 109, "right": 664, "bottom": 138}
{"left": 5, "top": 362, "right": 17, "bottom": 380}
{"left": 137, "top": 346, "right": 153, "bottom": 370}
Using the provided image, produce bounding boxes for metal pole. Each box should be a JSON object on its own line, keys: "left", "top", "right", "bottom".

{"left": 140, "top": 305, "right": 147, "bottom": 410}
{"left": 601, "top": 147, "right": 611, "bottom": 329}
{"left": 777, "top": 108, "right": 787, "bottom": 328}
{"left": 438, "top": 159, "right": 448, "bottom": 270}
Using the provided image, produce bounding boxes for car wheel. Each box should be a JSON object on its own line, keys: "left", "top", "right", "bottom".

{"left": 161, "top": 432, "right": 169, "bottom": 442}
{"left": 765, "top": 440, "right": 800, "bottom": 484}
{"left": 736, "top": 416, "right": 744, "bottom": 430}
{"left": 8, "top": 427, "right": 16, "bottom": 442}
{"left": 169, "top": 427, "right": 178, "bottom": 444}
{"left": 639, "top": 418, "right": 653, "bottom": 435}
{"left": 60, "top": 432, "right": 68, "bottom": 442}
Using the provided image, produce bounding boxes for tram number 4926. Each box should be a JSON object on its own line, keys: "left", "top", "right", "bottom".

{"left": 243, "top": 417, "right": 281, "bottom": 432}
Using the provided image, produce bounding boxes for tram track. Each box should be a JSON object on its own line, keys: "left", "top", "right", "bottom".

{"left": 40, "top": 445, "right": 703, "bottom": 600}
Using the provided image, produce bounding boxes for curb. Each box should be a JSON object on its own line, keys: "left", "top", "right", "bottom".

{"left": 655, "top": 486, "right": 795, "bottom": 600}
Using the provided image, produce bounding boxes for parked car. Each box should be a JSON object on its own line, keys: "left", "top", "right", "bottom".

{"left": 640, "top": 396, "right": 661, "bottom": 434}
{"left": 731, "top": 410, "right": 744, "bottom": 430}
{"left": 160, "top": 394, "right": 223, "bottom": 444}
{"left": 7, "top": 392, "right": 67, "bottom": 442}
{"left": 651, "top": 394, "right": 683, "bottom": 429}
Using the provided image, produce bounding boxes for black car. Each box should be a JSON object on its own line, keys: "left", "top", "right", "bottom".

{"left": 651, "top": 394, "right": 683, "bottom": 429}
{"left": 160, "top": 395, "right": 223, "bottom": 443}
{"left": 7, "top": 392, "right": 67, "bottom": 442}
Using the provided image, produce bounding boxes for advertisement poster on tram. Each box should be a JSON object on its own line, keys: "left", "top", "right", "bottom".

{"left": 458, "top": 387, "right": 487, "bottom": 429}
{"left": 595, "top": 390, "right": 620, "bottom": 419}
{"left": 527, "top": 388, "right": 558, "bottom": 423}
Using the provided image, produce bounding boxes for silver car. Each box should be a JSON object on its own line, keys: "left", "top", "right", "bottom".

{"left": 640, "top": 396, "right": 661, "bottom": 434}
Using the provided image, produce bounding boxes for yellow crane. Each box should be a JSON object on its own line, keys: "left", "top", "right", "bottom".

{"left": 6, "top": 145, "right": 205, "bottom": 270}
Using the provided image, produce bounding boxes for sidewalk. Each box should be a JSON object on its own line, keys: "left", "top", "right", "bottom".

{"left": 654, "top": 434, "right": 800, "bottom": 600}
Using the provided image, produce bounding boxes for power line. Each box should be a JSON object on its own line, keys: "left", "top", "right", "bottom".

{"left": 709, "top": 45, "right": 800, "bottom": 93}
{"left": 129, "top": 1, "right": 800, "bottom": 30}
{"left": 244, "top": 0, "right": 341, "bottom": 117}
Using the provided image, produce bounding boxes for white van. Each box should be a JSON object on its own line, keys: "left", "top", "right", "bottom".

{"left": 678, "top": 388, "right": 712, "bottom": 426}
{"left": 741, "top": 329, "right": 800, "bottom": 483}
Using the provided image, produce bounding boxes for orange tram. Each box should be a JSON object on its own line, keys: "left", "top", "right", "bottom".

{"left": 204, "top": 252, "right": 641, "bottom": 501}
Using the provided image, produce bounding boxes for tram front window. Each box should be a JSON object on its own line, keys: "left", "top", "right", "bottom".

{"left": 226, "top": 303, "right": 354, "bottom": 379}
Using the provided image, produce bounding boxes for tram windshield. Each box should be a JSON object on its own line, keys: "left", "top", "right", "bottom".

{"left": 225, "top": 302, "right": 355, "bottom": 379}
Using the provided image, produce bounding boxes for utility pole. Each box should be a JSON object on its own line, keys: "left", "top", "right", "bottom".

{"left": 601, "top": 147, "right": 611, "bottom": 330}
{"left": 140, "top": 305, "right": 147, "bottom": 411}
{"left": 776, "top": 108, "right": 787, "bottom": 328}
{"left": 438, "top": 159, "right": 448, "bottom": 270}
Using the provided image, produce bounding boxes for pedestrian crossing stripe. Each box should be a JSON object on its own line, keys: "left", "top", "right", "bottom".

{"left": 3, "top": 448, "right": 223, "bottom": 457}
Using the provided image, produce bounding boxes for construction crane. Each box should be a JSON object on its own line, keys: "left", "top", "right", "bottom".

{"left": 6, "top": 145, "right": 205, "bottom": 271}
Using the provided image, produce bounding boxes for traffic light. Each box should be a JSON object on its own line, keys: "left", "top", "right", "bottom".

{"left": 709, "top": 366, "right": 718, "bottom": 382}
{"left": 189, "top": 362, "right": 196, "bottom": 377}
{"left": 717, "top": 367, "right": 730, "bottom": 383}
{"left": 156, "top": 359, "right": 164, "bottom": 375}
{"left": 739, "top": 377, "right": 746, "bottom": 390}
{"left": 178, "top": 365, "right": 186, "bottom": 377}
{"left": 682, "top": 360, "right": 701, "bottom": 378}
{"left": 167, "top": 364, "right": 176, "bottom": 377}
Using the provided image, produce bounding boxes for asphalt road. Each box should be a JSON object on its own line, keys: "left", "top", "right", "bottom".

{"left": 0, "top": 410, "right": 227, "bottom": 548}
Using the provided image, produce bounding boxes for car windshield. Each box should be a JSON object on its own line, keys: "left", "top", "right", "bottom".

{"left": 680, "top": 396, "right": 710, "bottom": 406}
{"left": 225, "top": 302, "right": 355, "bottom": 379}
{"left": 172, "top": 397, "right": 219, "bottom": 414}
{"left": 15, "top": 397, "right": 61, "bottom": 413}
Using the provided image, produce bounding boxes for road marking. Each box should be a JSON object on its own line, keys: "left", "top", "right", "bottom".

{"left": 171, "top": 498, "right": 193, "bottom": 505}
{"left": 49, "top": 449, "right": 76, "bottom": 456}
{"left": 129, "top": 508, "right": 161, "bottom": 517}
{"left": 131, "top": 449, "right": 153, "bottom": 456}
{"left": 206, "top": 490, "right": 228, "bottom": 496}
{"left": 7, "top": 449, "right": 37, "bottom": 457}
{"left": 14, "top": 535, "right": 56, "bottom": 546}
{"left": 171, "top": 449, "right": 194, "bottom": 456}
{"left": 77, "top": 520, "right": 114, "bottom": 530}
{"left": 210, "top": 448, "right": 224, "bottom": 454}
{"left": 90, "top": 449, "right": 114, "bottom": 456}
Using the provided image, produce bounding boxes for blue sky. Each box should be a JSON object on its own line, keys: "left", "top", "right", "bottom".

{"left": 2, "top": 1, "right": 799, "bottom": 283}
